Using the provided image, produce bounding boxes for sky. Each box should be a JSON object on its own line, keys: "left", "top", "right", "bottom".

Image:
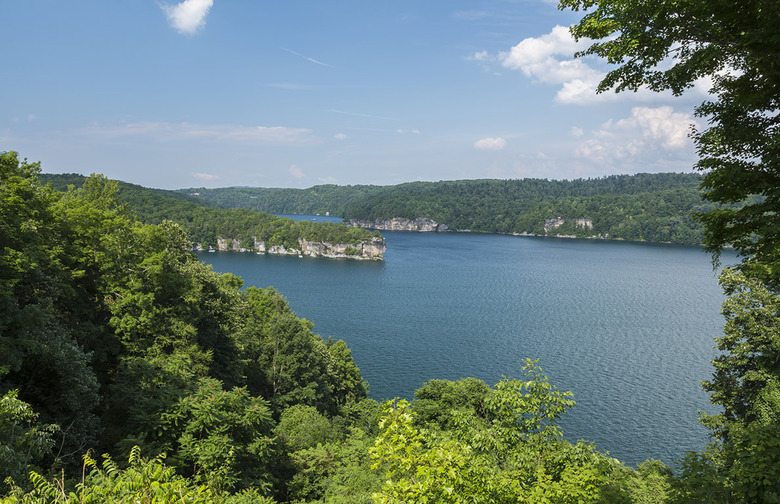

{"left": 2, "top": 0, "right": 710, "bottom": 190}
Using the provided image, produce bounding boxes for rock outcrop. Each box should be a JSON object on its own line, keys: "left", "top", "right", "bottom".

{"left": 349, "top": 217, "right": 448, "bottom": 232}
{"left": 200, "top": 236, "right": 385, "bottom": 260}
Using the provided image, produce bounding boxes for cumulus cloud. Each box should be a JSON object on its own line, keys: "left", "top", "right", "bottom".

{"left": 496, "top": 25, "right": 606, "bottom": 104}
{"left": 289, "top": 165, "right": 305, "bottom": 179}
{"left": 76, "top": 121, "right": 315, "bottom": 145}
{"left": 488, "top": 25, "right": 714, "bottom": 104}
{"left": 162, "top": 0, "right": 213, "bottom": 35}
{"left": 575, "top": 106, "right": 698, "bottom": 164}
{"left": 474, "top": 137, "right": 506, "bottom": 150}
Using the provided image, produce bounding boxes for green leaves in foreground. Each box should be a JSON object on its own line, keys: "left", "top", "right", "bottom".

{"left": 371, "top": 360, "right": 672, "bottom": 504}
{"left": 1, "top": 447, "right": 275, "bottom": 504}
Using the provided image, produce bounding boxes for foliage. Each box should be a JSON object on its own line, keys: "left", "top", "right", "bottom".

{"left": 0, "top": 152, "right": 101, "bottom": 469}
{"left": 694, "top": 269, "right": 780, "bottom": 502}
{"left": 1, "top": 447, "right": 277, "bottom": 504}
{"left": 372, "top": 361, "right": 671, "bottom": 503}
{"left": 0, "top": 390, "right": 58, "bottom": 494}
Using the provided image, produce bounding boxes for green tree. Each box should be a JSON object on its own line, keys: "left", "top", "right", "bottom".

{"left": 0, "top": 390, "right": 58, "bottom": 492}
{"left": 0, "top": 152, "right": 101, "bottom": 468}
{"left": 696, "top": 269, "right": 780, "bottom": 502}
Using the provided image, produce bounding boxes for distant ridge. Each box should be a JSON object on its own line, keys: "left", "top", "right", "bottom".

{"left": 177, "top": 173, "right": 713, "bottom": 245}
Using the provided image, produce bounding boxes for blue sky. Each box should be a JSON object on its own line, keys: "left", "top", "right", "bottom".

{"left": 2, "top": 0, "right": 709, "bottom": 189}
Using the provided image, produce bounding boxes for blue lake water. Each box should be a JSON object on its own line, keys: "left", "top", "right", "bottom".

{"left": 198, "top": 231, "right": 735, "bottom": 466}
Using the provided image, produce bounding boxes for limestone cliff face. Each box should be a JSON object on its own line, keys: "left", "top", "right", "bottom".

{"left": 349, "top": 217, "right": 449, "bottom": 232}
{"left": 203, "top": 236, "right": 385, "bottom": 260}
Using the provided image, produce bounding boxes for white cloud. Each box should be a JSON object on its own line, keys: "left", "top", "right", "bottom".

{"left": 496, "top": 25, "right": 606, "bottom": 104}
{"left": 474, "top": 137, "right": 506, "bottom": 150}
{"left": 490, "top": 25, "right": 715, "bottom": 105}
{"left": 318, "top": 175, "right": 338, "bottom": 183}
{"left": 575, "top": 106, "right": 698, "bottom": 164}
{"left": 76, "top": 121, "right": 315, "bottom": 145}
{"left": 334, "top": 133, "right": 347, "bottom": 140}
{"left": 289, "top": 165, "right": 305, "bottom": 179}
{"left": 570, "top": 126, "right": 584, "bottom": 138}
{"left": 162, "top": 0, "right": 213, "bottom": 35}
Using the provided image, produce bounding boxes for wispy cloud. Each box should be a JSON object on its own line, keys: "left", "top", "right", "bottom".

{"left": 75, "top": 121, "right": 316, "bottom": 145}
{"left": 161, "top": 0, "right": 213, "bottom": 35}
{"left": 334, "top": 133, "right": 347, "bottom": 140}
{"left": 281, "top": 48, "right": 334, "bottom": 67}
{"left": 329, "top": 109, "right": 399, "bottom": 121}
{"left": 289, "top": 164, "right": 305, "bottom": 179}
{"left": 474, "top": 137, "right": 506, "bottom": 150}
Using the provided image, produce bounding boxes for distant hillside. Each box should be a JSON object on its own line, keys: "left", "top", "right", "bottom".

{"left": 177, "top": 184, "right": 384, "bottom": 216}
{"left": 179, "top": 173, "right": 714, "bottom": 245}
{"left": 40, "top": 174, "right": 384, "bottom": 257}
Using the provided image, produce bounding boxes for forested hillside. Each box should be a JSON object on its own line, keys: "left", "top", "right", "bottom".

{"left": 40, "top": 174, "right": 382, "bottom": 256}
{"left": 180, "top": 173, "right": 714, "bottom": 245}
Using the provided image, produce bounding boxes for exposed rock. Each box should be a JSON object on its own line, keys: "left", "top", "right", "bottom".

{"left": 197, "top": 235, "right": 385, "bottom": 260}
{"left": 349, "top": 217, "right": 449, "bottom": 232}
{"left": 544, "top": 217, "right": 593, "bottom": 232}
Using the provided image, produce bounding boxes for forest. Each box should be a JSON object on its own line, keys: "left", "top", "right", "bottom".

{"left": 40, "top": 174, "right": 382, "bottom": 254}
{"left": 179, "top": 173, "right": 715, "bottom": 245}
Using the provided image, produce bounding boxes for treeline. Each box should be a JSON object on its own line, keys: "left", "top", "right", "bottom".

{"left": 2, "top": 153, "right": 715, "bottom": 503}
{"left": 40, "top": 174, "right": 381, "bottom": 251}
{"left": 179, "top": 173, "right": 714, "bottom": 245}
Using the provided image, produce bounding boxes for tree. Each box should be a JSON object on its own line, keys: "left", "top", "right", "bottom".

{"left": 698, "top": 269, "right": 780, "bottom": 503}
{"left": 0, "top": 390, "right": 58, "bottom": 493}
{"left": 370, "top": 361, "right": 663, "bottom": 504}
{"left": 558, "top": 0, "right": 780, "bottom": 286}
{"left": 0, "top": 152, "right": 101, "bottom": 468}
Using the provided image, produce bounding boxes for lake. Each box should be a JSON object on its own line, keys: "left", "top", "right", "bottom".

{"left": 198, "top": 229, "right": 735, "bottom": 466}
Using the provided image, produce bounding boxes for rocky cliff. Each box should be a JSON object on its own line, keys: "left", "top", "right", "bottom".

{"left": 203, "top": 236, "right": 385, "bottom": 260}
{"left": 349, "top": 217, "right": 449, "bottom": 232}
